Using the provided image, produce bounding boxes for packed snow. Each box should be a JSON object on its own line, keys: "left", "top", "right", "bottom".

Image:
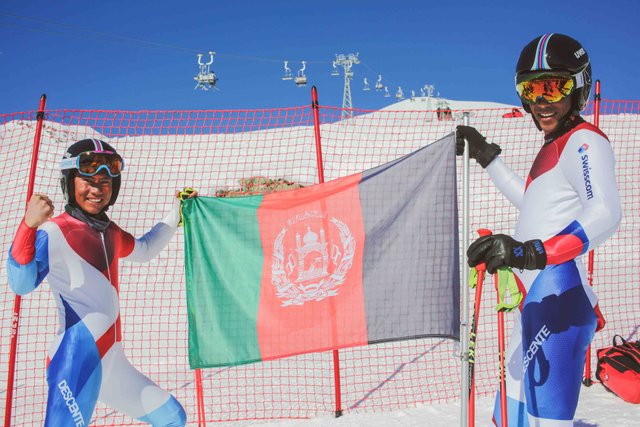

{"left": 1, "top": 97, "right": 638, "bottom": 426}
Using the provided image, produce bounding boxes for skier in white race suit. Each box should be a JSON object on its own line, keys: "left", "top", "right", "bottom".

{"left": 456, "top": 34, "right": 621, "bottom": 427}
{"left": 7, "top": 139, "right": 197, "bottom": 426}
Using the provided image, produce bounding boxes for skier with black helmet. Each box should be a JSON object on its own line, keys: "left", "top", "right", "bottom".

{"left": 7, "top": 139, "right": 196, "bottom": 427}
{"left": 457, "top": 34, "right": 621, "bottom": 426}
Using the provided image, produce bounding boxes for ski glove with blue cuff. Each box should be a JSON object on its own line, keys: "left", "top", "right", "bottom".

{"left": 467, "top": 234, "right": 547, "bottom": 274}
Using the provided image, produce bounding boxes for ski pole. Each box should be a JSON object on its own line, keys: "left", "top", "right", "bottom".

{"left": 495, "top": 270, "right": 508, "bottom": 427}
{"left": 469, "top": 228, "right": 492, "bottom": 427}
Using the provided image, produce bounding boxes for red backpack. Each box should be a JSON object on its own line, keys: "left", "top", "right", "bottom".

{"left": 595, "top": 335, "right": 640, "bottom": 404}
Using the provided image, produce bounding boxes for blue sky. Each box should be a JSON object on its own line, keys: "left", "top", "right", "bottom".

{"left": 1, "top": 0, "right": 638, "bottom": 114}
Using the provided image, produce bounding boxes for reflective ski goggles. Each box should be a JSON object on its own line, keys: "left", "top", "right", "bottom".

{"left": 515, "top": 74, "right": 575, "bottom": 104}
{"left": 60, "top": 151, "right": 124, "bottom": 177}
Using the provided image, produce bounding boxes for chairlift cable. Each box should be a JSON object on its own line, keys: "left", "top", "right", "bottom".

{"left": 0, "top": 12, "right": 326, "bottom": 63}
{"left": 2, "top": 12, "right": 430, "bottom": 98}
{"left": 0, "top": 13, "right": 197, "bottom": 54}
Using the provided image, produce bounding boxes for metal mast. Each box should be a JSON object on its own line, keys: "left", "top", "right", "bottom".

{"left": 333, "top": 53, "right": 360, "bottom": 119}
{"left": 423, "top": 84, "right": 435, "bottom": 110}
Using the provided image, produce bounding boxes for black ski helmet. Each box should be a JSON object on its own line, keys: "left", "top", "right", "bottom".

{"left": 515, "top": 33, "right": 592, "bottom": 113}
{"left": 59, "top": 139, "right": 122, "bottom": 210}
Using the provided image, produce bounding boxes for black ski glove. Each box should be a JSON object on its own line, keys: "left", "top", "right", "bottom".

{"left": 467, "top": 234, "right": 546, "bottom": 274}
{"left": 456, "top": 125, "right": 502, "bottom": 168}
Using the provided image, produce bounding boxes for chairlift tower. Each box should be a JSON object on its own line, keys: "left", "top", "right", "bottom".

{"left": 423, "top": 84, "right": 435, "bottom": 109}
{"left": 423, "top": 84, "right": 435, "bottom": 97}
{"left": 333, "top": 53, "right": 360, "bottom": 119}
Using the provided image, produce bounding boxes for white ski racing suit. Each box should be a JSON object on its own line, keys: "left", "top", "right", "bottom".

{"left": 485, "top": 118, "right": 621, "bottom": 426}
{"left": 7, "top": 201, "right": 186, "bottom": 427}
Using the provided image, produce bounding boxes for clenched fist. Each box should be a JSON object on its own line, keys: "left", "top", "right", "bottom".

{"left": 24, "top": 193, "right": 54, "bottom": 228}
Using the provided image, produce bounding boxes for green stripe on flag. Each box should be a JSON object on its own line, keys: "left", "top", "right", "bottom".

{"left": 183, "top": 196, "right": 265, "bottom": 368}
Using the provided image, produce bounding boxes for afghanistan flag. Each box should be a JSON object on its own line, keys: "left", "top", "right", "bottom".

{"left": 183, "top": 133, "right": 459, "bottom": 368}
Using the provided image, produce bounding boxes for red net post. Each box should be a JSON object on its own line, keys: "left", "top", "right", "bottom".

{"left": 583, "top": 79, "right": 602, "bottom": 387}
{"left": 195, "top": 368, "right": 206, "bottom": 427}
{"left": 4, "top": 94, "right": 47, "bottom": 427}
{"left": 311, "top": 86, "right": 343, "bottom": 417}
{"left": 311, "top": 86, "right": 326, "bottom": 184}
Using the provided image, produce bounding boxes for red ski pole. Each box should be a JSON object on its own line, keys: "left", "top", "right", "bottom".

{"left": 469, "top": 229, "right": 492, "bottom": 427}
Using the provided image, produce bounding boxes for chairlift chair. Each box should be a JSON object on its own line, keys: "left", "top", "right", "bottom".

{"left": 282, "top": 61, "right": 293, "bottom": 81}
{"left": 396, "top": 86, "right": 404, "bottom": 100}
{"left": 194, "top": 51, "right": 218, "bottom": 91}
{"left": 384, "top": 86, "right": 390, "bottom": 98}
{"left": 194, "top": 72, "right": 218, "bottom": 90}
{"left": 331, "top": 61, "right": 340, "bottom": 76}
{"left": 375, "top": 74, "right": 383, "bottom": 91}
{"left": 363, "top": 77, "right": 371, "bottom": 91}
{"left": 294, "top": 61, "right": 307, "bottom": 87}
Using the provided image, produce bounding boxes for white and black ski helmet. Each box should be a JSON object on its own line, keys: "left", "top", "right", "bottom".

{"left": 516, "top": 33, "right": 592, "bottom": 113}
{"left": 60, "top": 139, "right": 122, "bottom": 209}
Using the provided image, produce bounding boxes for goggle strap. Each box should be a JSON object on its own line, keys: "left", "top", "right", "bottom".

{"left": 574, "top": 70, "right": 585, "bottom": 89}
{"left": 60, "top": 158, "right": 78, "bottom": 171}
{"left": 517, "top": 70, "right": 585, "bottom": 89}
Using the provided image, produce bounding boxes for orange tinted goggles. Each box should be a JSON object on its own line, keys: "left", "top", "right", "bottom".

{"left": 516, "top": 76, "right": 575, "bottom": 104}
{"left": 60, "top": 151, "right": 124, "bottom": 177}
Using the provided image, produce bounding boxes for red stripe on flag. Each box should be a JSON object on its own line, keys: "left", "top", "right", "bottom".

{"left": 256, "top": 173, "right": 368, "bottom": 360}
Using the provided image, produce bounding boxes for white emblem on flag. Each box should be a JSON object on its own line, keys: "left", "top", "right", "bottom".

{"left": 272, "top": 210, "right": 355, "bottom": 306}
